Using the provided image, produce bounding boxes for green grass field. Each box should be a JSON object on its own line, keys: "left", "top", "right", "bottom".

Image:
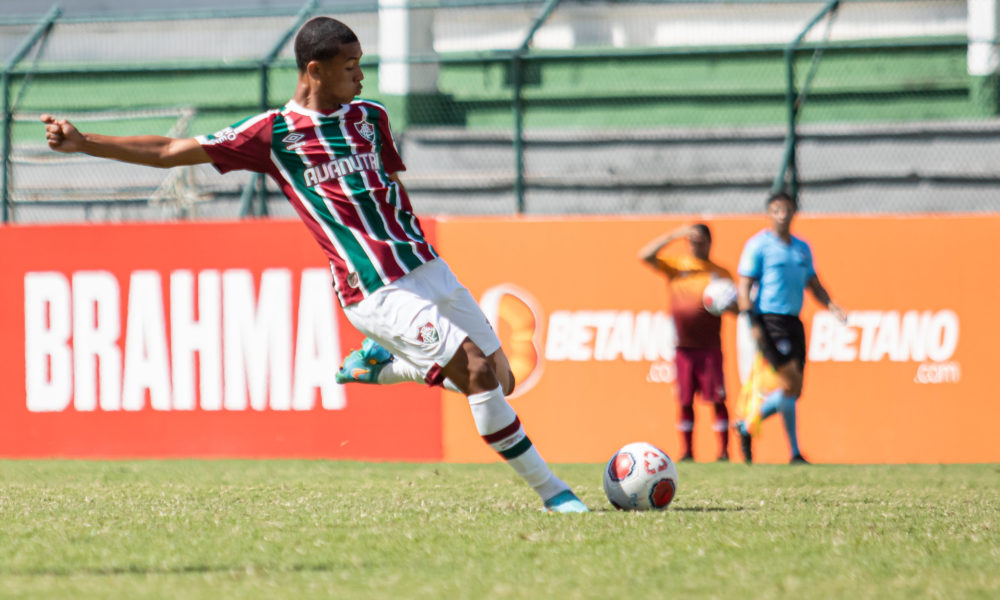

{"left": 1, "top": 461, "right": 997, "bottom": 599}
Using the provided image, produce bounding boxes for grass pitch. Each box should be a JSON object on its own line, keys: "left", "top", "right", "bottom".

{"left": 1, "top": 460, "right": 997, "bottom": 599}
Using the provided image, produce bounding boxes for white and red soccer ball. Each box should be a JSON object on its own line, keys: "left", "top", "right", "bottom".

{"left": 603, "top": 442, "right": 679, "bottom": 511}
{"left": 702, "top": 277, "right": 737, "bottom": 317}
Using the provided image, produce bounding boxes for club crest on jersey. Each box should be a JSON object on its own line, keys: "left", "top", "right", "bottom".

{"left": 417, "top": 322, "right": 439, "bottom": 345}
{"left": 354, "top": 119, "right": 376, "bottom": 143}
{"left": 282, "top": 132, "right": 306, "bottom": 151}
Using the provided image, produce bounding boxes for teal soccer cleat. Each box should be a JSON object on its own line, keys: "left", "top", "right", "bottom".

{"left": 335, "top": 338, "right": 393, "bottom": 384}
{"left": 543, "top": 490, "right": 590, "bottom": 513}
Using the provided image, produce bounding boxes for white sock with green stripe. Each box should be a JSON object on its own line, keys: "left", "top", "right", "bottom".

{"left": 468, "top": 385, "right": 568, "bottom": 502}
{"left": 377, "top": 358, "right": 462, "bottom": 392}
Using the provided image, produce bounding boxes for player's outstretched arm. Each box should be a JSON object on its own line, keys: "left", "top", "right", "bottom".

{"left": 637, "top": 225, "right": 693, "bottom": 267}
{"left": 807, "top": 275, "right": 846, "bottom": 323}
{"left": 41, "top": 114, "right": 211, "bottom": 168}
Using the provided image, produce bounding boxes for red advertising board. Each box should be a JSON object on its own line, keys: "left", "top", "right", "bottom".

{"left": 0, "top": 220, "right": 441, "bottom": 459}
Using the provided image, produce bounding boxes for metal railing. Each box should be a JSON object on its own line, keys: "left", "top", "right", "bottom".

{"left": 242, "top": 0, "right": 320, "bottom": 217}
{"left": 2, "top": 0, "right": 992, "bottom": 221}
{"left": 1, "top": 0, "right": 325, "bottom": 222}
{"left": 2, "top": 5, "right": 60, "bottom": 223}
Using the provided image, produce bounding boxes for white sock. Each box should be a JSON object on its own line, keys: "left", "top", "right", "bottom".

{"left": 376, "top": 357, "right": 420, "bottom": 384}
{"left": 467, "top": 385, "right": 569, "bottom": 502}
{"left": 377, "top": 357, "right": 461, "bottom": 391}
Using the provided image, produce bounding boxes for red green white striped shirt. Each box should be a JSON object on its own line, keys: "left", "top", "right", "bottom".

{"left": 197, "top": 99, "right": 438, "bottom": 306}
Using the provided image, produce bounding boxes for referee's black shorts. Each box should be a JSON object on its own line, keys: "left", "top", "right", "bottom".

{"left": 755, "top": 313, "right": 806, "bottom": 370}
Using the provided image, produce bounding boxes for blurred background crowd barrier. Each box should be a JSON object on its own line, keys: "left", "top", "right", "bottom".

{"left": 2, "top": 0, "right": 998, "bottom": 222}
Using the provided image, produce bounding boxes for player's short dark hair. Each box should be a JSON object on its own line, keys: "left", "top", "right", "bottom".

{"left": 691, "top": 223, "right": 711, "bottom": 243}
{"left": 294, "top": 17, "right": 359, "bottom": 72}
{"left": 767, "top": 190, "right": 798, "bottom": 211}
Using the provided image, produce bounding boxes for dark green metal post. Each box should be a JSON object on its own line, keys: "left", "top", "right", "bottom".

{"left": 772, "top": 0, "right": 839, "bottom": 200}
{"left": 512, "top": 0, "right": 561, "bottom": 214}
{"left": 512, "top": 55, "right": 525, "bottom": 213}
{"left": 2, "top": 70, "right": 11, "bottom": 223}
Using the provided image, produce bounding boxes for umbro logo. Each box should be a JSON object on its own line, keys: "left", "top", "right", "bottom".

{"left": 282, "top": 132, "right": 306, "bottom": 151}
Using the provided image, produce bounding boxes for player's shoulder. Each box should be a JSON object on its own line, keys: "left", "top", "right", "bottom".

{"left": 742, "top": 229, "right": 770, "bottom": 251}
{"left": 199, "top": 109, "right": 279, "bottom": 145}
{"left": 790, "top": 233, "right": 811, "bottom": 246}
{"left": 709, "top": 261, "right": 733, "bottom": 279}
{"left": 353, "top": 97, "right": 391, "bottom": 116}
{"left": 235, "top": 108, "right": 279, "bottom": 123}
{"left": 790, "top": 234, "right": 813, "bottom": 253}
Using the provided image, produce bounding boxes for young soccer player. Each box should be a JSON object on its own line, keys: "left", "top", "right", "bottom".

{"left": 734, "top": 191, "right": 846, "bottom": 464}
{"left": 41, "top": 16, "right": 587, "bottom": 513}
{"left": 638, "top": 224, "right": 735, "bottom": 462}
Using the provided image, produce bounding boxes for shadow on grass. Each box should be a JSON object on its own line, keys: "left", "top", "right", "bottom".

{"left": 2, "top": 562, "right": 341, "bottom": 578}
{"left": 590, "top": 506, "right": 745, "bottom": 513}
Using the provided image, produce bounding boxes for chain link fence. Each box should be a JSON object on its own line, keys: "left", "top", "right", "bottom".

{"left": 3, "top": 0, "right": 997, "bottom": 222}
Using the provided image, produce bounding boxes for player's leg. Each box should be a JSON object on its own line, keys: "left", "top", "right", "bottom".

{"left": 735, "top": 314, "right": 794, "bottom": 463}
{"left": 778, "top": 319, "right": 808, "bottom": 463}
{"left": 335, "top": 338, "right": 394, "bottom": 384}
{"left": 343, "top": 259, "right": 585, "bottom": 511}
{"left": 755, "top": 316, "right": 798, "bottom": 422}
{"left": 339, "top": 339, "right": 516, "bottom": 396}
{"left": 439, "top": 338, "right": 583, "bottom": 512}
{"left": 434, "top": 267, "right": 584, "bottom": 511}
{"left": 750, "top": 315, "right": 808, "bottom": 462}
{"left": 673, "top": 348, "right": 696, "bottom": 462}
{"left": 486, "top": 347, "right": 516, "bottom": 396}
{"left": 696, "top": 347, "right": 730, "bottom": 462}
{"left": 769, "top": 360, "right": 805, "bottom": 461}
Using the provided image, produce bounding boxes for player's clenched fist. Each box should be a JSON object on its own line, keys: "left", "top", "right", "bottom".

{"left": 40, "top": 114, "right": 84, "bottom": 153}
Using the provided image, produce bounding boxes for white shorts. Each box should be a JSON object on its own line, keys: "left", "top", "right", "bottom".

{"left": 342, "top": 258, "right": 501, "bottom": 385}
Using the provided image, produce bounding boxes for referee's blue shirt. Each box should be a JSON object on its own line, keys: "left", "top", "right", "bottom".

{"left": 738, "top": 230, "right": 815, "bottom": 316}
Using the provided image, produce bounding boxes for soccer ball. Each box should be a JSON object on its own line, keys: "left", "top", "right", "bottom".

{"left": 603, "top": 442, "right": 679, "bottom": 511}
{"left": 702, "top": 278, "right": 737, "bottom": 316}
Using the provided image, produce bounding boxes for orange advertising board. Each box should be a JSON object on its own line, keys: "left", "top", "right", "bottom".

{"left": 2, "top": 215, "right": 996, "bottom": 464}
{"left": 0, "top": 221, "right": 440, "bottom": 459}
{"left": 436, "top": 215, "right": 1000, "bottom": 464}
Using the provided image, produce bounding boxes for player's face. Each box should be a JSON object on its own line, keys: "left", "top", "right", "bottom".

{"left": 767, "top": 197, "right": 796, "bottom": 235}
{"left": 687, "top": 231, "right": 711, "bottom": 260}
{"left": 315, "top": 41, "right": 365, "bottom": 105}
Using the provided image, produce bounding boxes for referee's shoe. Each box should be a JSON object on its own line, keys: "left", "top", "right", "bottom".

{"left": 734, "top": 421, "right": 753, "bottom": 464}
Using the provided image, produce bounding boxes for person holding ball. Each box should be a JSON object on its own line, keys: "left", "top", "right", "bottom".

{"left": 639, "top": 223, "right": 736, "bottom": 462}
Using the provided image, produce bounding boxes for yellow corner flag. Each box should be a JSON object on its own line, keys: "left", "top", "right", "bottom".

{"left": 737, "top": 352, "right": 780, "bottom": 438}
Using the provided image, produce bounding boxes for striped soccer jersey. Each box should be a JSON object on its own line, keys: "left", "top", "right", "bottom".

{"left": 652, "top": 253, "right": 731, "bottom": 349}
{"left": 197, "top": 99, "right": 438, "bottom": 307}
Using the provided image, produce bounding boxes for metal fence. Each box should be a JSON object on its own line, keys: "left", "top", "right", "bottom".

{"left": 3, "top": 0, "right": 997, "bottom": 222}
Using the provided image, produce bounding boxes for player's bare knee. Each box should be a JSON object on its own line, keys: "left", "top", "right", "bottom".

{"left": 443, "top": 340, "right": 499, "bottom": 395}
{"left": 502, "top": 371, "right": 516, "bottom": 396}
{"left": 467, "top": 355, "right": 499, "bottom": 392}
{"left": 487, "top": 350, "right": 515, "bottom": 396}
